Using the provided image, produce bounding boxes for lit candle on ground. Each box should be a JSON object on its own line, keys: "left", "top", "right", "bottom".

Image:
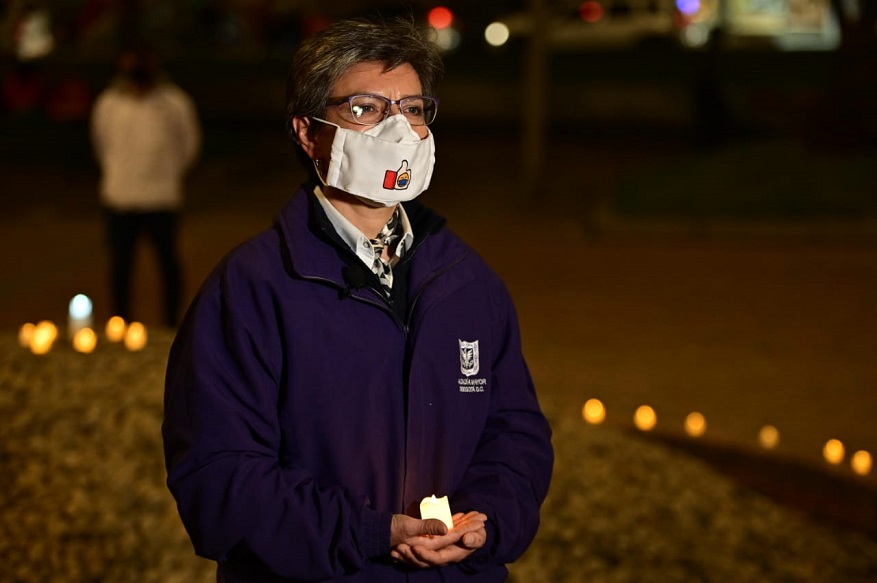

{"left": 634, "top": 405, "right": 657, "bottom": 431}
{"left": 684, "top": 412, "right": 707, "bottom": 437}
{"left": 419, "top": 495, "right": 454, "bottom": 530}
{"left": 124, "top": 322, "right": 147, "bottom": 351}
{"left": 72, "top": 327, "right": 98, "bottom": 354}
{"left": 759, "top": 425, "right": 780, "bottom": 449}
{"left": 30, "top": 320, "right": 58, "bottom": 355}
{"left": 105, "top": 316, "right": 127, "bottom": 342}
{"left": 19, "top": 323, "right": 35, "bottom": 348}
{"left": 852, "top": 450, "right": 872, "bottom": 476}
{"left": 823, "top": 439, "right": 845, "bottom": 465}
{"left": 68, "top": 294, "right": 93, "bottom": 340}
{"left": 582, "top": 398, "right": 606, "bottom": 425}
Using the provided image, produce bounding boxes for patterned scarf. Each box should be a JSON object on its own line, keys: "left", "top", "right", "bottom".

{"left": 369, "top": 208, "right": 401, "bottom": 297}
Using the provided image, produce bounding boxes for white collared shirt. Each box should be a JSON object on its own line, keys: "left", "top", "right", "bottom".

{"left": 314, "top": 186, "right": 414, "bottom": 272}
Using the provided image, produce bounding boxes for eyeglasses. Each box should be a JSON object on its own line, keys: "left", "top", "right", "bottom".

{"left": 327, "top": 94, "right": 439, "bottom": 126}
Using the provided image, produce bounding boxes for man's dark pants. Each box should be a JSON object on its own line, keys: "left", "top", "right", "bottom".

{"left": 105, "top": 209, "right": 181, "bottom": 327}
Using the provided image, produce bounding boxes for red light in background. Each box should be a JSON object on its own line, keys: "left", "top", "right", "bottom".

{"left": 428, "top": 7, "right": 454, "bottom": 30}
{"left": 579, "top": 1, "right": 605, "bottom": 23}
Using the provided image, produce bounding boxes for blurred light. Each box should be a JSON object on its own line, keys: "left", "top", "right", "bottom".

{"left": 823, "top": 439, "right": 845, "bottom": 465}
{"left": 428, "top": 7, "right": 454, "bottom": 30}
{"left": 105, "top": 316, "right": 127, "bottom": 342}
{"left": 579, "top": 1, "right": 605, "bottom": 23}
{"left": 37, "top": 320, "right": 58, "bottom": 343}
{"left": 758, "top": 425, "right": 780, "bottom": 449}
{"left": 16, "top": 9, "right": 55, "bottom": 60}
{"left": 72, "top": 327, "right": 97, "bottom": 354}
{"left": 684, "top": 412, "right": 706, "bottom": 437}
{"left": 680, "top": 24, "right": 710, "bottom": 48}
{"left": 432, "top": 27, "right": 461, "bottom": 51}
{"left": 676, "top": 0, "right": 701, "bottom": 16}
{"left": 68, "top": 293, "right": 94, "bottom": 340}
{"left": 69, "top": 294, "right": 93, "bottom": 320}
{"left": 582, "top": 398, "right": 606, "bottom": 424}
{"left": 485, "top": 22, "right": 510, "bottom": 47}
{"left": 30, "top": 320, "right": 58, "bottom": 355}
{"left": 19, "top": 323, "right": 35, "bottom": 348}
{"left": 634, "top": 405, "right": 657, "bottom": 431}
{"left": 852, "top": 450, "right": 872, "bottom": 476}
{"left": 124, "top": 322, "right": 148, "bottom": 351}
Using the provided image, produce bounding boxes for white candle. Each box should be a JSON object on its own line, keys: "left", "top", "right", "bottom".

{"left": 68, "top": 294, "right": 93, "bottom": 340}
{"left": 419, "top": 495, "right": 453, "bottom": 530}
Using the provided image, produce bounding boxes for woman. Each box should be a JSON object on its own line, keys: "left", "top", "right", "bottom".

{"left": 163, "top": 17, "right": 553, "bottom": 583}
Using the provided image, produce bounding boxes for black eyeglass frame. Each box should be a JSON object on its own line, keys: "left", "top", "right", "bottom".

{"left": 326, "top": 93, "right": 440, "bottom": 126}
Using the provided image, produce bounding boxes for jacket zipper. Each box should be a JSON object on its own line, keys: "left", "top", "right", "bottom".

{"left": 301, "top": 251, "right": 467, "bottom": 516}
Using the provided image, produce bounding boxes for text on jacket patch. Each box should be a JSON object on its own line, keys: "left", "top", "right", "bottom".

{"left": 458, "top": 339, "right": 486, "bottom": 392}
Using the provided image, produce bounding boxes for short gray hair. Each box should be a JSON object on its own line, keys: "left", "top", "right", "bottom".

{"left": 285, "top": 17, "right": 444, "bottom": 121}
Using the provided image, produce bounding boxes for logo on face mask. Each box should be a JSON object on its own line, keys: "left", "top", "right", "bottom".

{"left": 383, "top": 160, "right": 411, "bottom": 191}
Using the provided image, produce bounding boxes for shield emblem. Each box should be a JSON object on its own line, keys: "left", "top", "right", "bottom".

{"left": 459, "top": 340, "right": 480, "bottom": 377}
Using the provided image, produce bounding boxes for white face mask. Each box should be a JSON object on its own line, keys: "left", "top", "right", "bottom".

{"left": 312, "top": 114, "right": 436, "bottom": 207}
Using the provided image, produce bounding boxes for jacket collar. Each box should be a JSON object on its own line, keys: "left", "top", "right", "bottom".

{"left": 274, "top": 185, "right": 456, "bottom": 291}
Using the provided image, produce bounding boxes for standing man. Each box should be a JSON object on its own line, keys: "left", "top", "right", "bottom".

{"left": 91, "top": 47, "right": 200, "bottom": 327}
{"left": 163, "top": 17, "right": 553, "bottom": 582}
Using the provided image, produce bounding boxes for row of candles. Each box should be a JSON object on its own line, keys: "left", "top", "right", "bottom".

{"left": 15, "top": 295, "right": 874, "bottom": 479}
{"left": 18, "top": 294, "right": 148, "bottom": 354}
{"left": 582, "top": 398, "right": 874, "bottom": 478}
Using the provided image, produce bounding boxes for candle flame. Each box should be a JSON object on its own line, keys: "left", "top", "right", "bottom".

{"left": 73, "top": 327, "right": 98, "bottom": 354}
{"left": 684, "top": 412, "right": 706, "bottom": 437}
{"left": 582, "top": 398, "right": 606, "bottom": 424}
{"left": 18, "top": 322, "right": 35, "bottom": 348}
{"left": 634, "top": 405, "right": 657, "bottom": 431}
{"left": 124, "top": 321, "right": 147, "bottom": 351}
{"left": 759, "top": 425, "right": 780, "bottom": 449}
{"left": 823, "top": 439, "right": 845, "bottom": 465}
{"left": 30, "top": 320, "right": 58, "bottom": 355}
{"left": 852, "top": 450, "right": 872, "bottom": 476}
{"left": 105, "top": 316, "right": 127, "bottom": 342}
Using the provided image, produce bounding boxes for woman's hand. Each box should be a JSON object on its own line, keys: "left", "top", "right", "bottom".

{"left": 390, "top": 511, "right": 488, "bottom": 568}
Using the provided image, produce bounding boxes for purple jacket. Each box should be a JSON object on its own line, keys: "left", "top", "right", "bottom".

{"left": 162, "top": 187, "right": 553, "bottom": 582}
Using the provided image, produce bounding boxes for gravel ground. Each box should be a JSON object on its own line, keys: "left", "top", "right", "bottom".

{"left": 2, "top": 331, "right": 877, "bottom": 582}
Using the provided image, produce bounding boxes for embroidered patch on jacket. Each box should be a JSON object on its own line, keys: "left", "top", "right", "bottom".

{"left": 457, "top": 340, "right": 487, "bottom": 392}
{"left": 459, "top": 339, "right": 479, "bottom": 377}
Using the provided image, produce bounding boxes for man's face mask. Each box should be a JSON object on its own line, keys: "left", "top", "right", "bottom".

{"left": 311, "top": 114, "right": 436, "bottom": 207}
